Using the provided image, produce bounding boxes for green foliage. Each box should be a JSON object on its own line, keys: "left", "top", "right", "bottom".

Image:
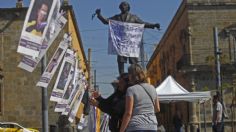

{"left": 202, "top": 86, "right": 209, "bottom": 91}
{"left": 221, "top": 82, "right": 233, "bottom": 90}
{"left": 205, "top": 55, "right": 215, "bottom": 64}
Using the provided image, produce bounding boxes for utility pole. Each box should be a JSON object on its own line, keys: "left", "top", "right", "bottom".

{"left": 140, "top": 37, "right": 145, "bottom": 69}
{"left": 94, "top": 70, "right": 97, "bottom": 91}
{"left": 41, "top": 55, "right": 48, "bottom": 132}
{"left": 88, "top": 48, "right": 92, "bottom": 89}
{"left": 213, "top": 27, "right": 222, "bottom": 96}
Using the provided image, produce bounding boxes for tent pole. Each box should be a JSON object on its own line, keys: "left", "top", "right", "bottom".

{"left": 198, "top": 102, "right": 201, "bottom": 132}
{"left": 203, "top": 102, "right": 206, "bottom": 132}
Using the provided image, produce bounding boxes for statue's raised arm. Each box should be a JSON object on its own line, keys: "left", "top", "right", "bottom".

{"left": 95, "top": 2, "right": 160, "bottom": 29}
{"left": 95, "top": 8, "right": 109, "bottom": 25}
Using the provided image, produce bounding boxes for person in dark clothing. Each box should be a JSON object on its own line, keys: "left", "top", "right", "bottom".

{"left": 173, "top": 110, "right": 183, "bottom": 132}
{"left": 95, "top": 1, "right": 160, "bottom": 74}
{"left": 89, "top": 73, "right": 130, "bottom": 132}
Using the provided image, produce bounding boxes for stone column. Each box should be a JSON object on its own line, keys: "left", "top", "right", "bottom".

{"left": 189, "top": 73, "right": 198, "bottom": 132}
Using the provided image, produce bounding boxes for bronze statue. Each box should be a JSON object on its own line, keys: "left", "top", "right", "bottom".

{"left": 95, "top": 1, "right": 160, "bottom": 74}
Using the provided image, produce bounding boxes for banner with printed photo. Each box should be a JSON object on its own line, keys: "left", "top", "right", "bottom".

{"left": 52, "top": 61, "right": 78, "bottom": 113}
{"left": 68, "top": 88, "right": 85, "bottom": 123}
{"left": 61, "top": 79, "right": 85, "bottom": 115}
{"left": 49, "top": 49, "right": 75, "bottom": 101}
{"left": 50, "top": 59, "right": 77, "bottom": 103}
{"left": 61, "top": 82, "right": 82, "bottom": 114}
{"left": 53, "top": 79, "right": 73, "bottom": 112}
{"left": 36, "top": 34, "right": 72, "bottom": 88}
{"left": 18, "top": 7, "right": 67, "bottom": 72}
{"left": 54, "top": 80, "right": 81, "bottom": 113}
{"left": 54, "top": 68, "right": 87, "bottom": 113}
{"left": 108, "top": 20, "right": 144, "bottom": 58}
{"left": 17, "top": 0, "right": 59, "bottom": 58}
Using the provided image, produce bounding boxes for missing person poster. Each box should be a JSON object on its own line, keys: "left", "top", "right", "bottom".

{"left": 51, "top": 60, "right": 78, "bottom": 113}
{"left": 61, "top": 80, "right": 84, "bottom": 115}
{"left": 108, "top": 20, "right": 144, "bottom": 58}
{"left": 36, "top": 34, "right": 72, "bottom": 88}
{"left": 17, "top": 0, "right": 59, "bottom": 58}
{"left": 50, "top": 49, "right": 75, "bottom": 101}
{"left": 54, "top": 80, "right": 80, "bottom": 113}
{"left": 18, "top": 4, "right": 67, "bottom": 72}
{"left": 68, "top": 88, "right": 85, "bottom": 123}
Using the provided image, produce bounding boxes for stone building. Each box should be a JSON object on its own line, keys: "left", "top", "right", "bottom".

{"left": 147, "top": 0, "right": 236, "bottom": 131}
{"left": 0, "top": 1, "right": 88, "bottom": 131}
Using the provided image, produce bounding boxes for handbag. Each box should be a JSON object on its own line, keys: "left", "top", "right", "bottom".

{"left": 139, "top": 84, "right": 158, "bottom": 121}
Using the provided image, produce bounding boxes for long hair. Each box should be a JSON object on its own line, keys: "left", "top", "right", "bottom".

{"left": 128, "top": 64, "right": 147, "bottom": 85}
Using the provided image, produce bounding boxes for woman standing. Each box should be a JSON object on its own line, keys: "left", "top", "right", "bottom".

{"left": 120, "top": 64, "right": 160, "bottom": 132}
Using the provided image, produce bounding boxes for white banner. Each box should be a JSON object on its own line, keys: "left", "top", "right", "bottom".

{"left": 36, "top": 34, "right": 72, "bottom": 88}
{"left": 108, "top": 20, "right": 144, "bottom": 58}
{"left": 18, "top": 7, "right": 67, "bottom": 72}
{"left": 17, "top": 0, "right": 59, "bottom": 58}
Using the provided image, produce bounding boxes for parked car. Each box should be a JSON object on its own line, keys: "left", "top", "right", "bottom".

{"left": 0, "top": 122, "right": 39, "bottom": 132}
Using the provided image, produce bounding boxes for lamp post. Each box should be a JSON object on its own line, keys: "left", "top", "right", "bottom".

{"left": 213, "top": 27, "right": 222, "bottom": 96}
{"left": 41, "top": 56, "right": 48, "bottom": 132}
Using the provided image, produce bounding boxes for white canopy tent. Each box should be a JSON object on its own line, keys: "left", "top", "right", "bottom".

{"left": 155, "top": 76, "right": 211, "bottom": 132}
{"left": 156, "top": 76, "right": 211, "bottom": 103}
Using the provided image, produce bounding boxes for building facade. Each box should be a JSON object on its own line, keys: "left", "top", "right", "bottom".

{"left": 0, "top": 1, "right": 88, "bottom": 131}
{"left": 147, "top": 0, "right": 236, "bottom": 131}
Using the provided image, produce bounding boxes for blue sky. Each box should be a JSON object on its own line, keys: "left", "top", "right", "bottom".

{"left": 0, "top": 0, "right": 182, "bottom": 97}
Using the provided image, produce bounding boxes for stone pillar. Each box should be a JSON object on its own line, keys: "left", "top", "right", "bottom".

{"left": 189, "top": 73, "right": 198, "bottom": 132}
{"left": 187, "top": 26, "right": 193, "bottom": 65}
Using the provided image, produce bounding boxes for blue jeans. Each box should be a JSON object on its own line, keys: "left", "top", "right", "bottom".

{"left": 212, "top": 123, "right": 223, "bottom": 132}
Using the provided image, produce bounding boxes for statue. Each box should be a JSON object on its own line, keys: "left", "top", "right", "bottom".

{"left": 95, "top": 1, "right": 160, "bottom": 74}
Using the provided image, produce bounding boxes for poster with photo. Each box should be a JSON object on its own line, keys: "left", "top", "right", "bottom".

{"left": 54, "top": 82, "right": 80, "bottom": 113}
{"left": 50, "top": 49, "right": 75, "bottom": 100}
{"left": 54, "top": 69, "right": 81, "bottom": 112}
{"left": 61, "top": 81, "right": 84, "bottom": 115}
{"left": 51, "top": 59, "right": 78, "bottom": 102}
{"left": 18, "top": 2, "right": 67, "bottom": 72}
{"left": 68, "top": 88, "right": 85, "bottom": 123}
{"left": 17, "top": 0, "right": 58, "bottom": 58}
{"left": 36, "top": 34, "right": 71, "bottom": 88}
